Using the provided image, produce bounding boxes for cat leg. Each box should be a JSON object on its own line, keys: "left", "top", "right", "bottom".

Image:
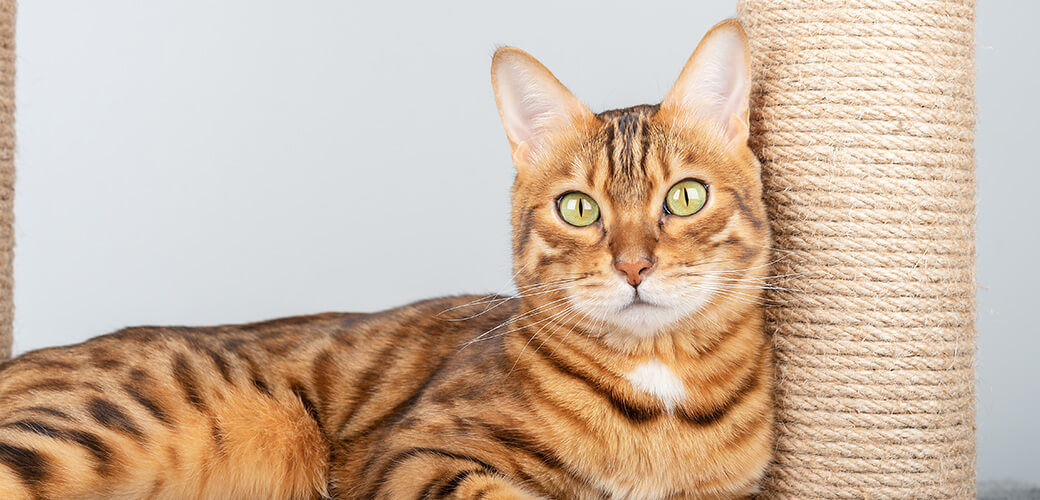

{"left": 0, "top": 341, "right": 330, "bottom": 500}
{"left": 364, "top": 450, "right": 542, "bottom": 500}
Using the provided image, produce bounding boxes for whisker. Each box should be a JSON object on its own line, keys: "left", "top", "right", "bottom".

{"left": 437, "top": 262, "right": 536, "bottom": 315}
{"left": 548, "top": 305, "right": 597, "bottom": 356}
{"left": 444, "top": 284, "right": 583, "bottom": 321}
{"left": 507, "top": 301, "right": 585, "bottom": 375}
{"left": 438, "top": 276, "right": 588, "bottom": 319}
{"left": 438, "top": 272, "right": 586, "bottom": 311}
{"left": 534, "top": 302, "right": 589, "bottom": 354}
{"left": 688, "top": 284, "right": 777, "bottom": 307}
{"left": 458, "top": 297, "right": 572, "bottom": 348}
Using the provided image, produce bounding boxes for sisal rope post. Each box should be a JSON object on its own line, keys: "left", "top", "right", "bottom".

{"left": 737, "top": 1, "right": 976, "bottom": 498}
{"left": 0, "top": 0, "right": 13, "bottom": 362}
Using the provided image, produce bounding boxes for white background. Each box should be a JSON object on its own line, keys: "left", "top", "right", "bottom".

{"left": 12, "top": 0, "right": 1037, "bottom": 485}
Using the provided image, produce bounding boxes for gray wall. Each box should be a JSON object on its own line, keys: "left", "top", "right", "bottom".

{"left": 12, "top": 0, "right": 1036, "bottom": 484}
{"left": 975, "top": 0, "right": 1039, "bottom": 486}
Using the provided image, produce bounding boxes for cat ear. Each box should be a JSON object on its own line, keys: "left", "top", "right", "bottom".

{"left": 491, "top": 47, "right": 592, "bottom": 168}
{"left": 661, "top": 20, "right": 751, "bottom": 150}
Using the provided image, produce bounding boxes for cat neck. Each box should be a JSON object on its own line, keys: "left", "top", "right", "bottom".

{"left": 502, "top": 297, "right": 768, "bottom": 427}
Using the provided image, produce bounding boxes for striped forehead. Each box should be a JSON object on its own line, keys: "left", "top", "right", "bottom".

{"left": 591, "top": 104, "right": 662, "bottom": 205}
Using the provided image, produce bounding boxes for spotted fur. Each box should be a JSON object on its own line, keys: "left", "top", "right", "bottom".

{"left": 0, "top": 20, "right": 772, "bottom": 499}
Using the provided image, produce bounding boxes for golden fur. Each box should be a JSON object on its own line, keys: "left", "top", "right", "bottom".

{"left": 0, "top": 20, "right": 772, "bottom": 499}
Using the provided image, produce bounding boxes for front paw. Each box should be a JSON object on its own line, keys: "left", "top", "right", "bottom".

{"left": 479, "top": 491, "right": 543, "bottom": 500}
{"left": 469, "top": 483, "right": 544, "bottom": 500}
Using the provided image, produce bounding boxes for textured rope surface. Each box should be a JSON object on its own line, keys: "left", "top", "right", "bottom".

{"left": 737, "top": 1, "right": 976, "bottom": 498}
{"left": 0, "top": 0, "right": 13, "bottom": 362}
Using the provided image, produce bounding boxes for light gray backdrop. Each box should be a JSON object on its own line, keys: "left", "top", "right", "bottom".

{"left": 12, "top": 0, "right": 1037, "bottom": 485}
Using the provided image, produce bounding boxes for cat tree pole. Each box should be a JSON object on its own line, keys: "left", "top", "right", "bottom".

{"left": 0, "top": 0, "right": 13, "bottom": 362}
{"left": 738, "top": 0, "right": 976, "bottom": 498}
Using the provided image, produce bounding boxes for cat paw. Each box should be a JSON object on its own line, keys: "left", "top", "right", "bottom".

{"left": 469, "top": 484, "right": 544, "bottom": 500}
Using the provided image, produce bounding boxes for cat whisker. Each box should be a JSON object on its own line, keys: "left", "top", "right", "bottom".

{"left": 459, "top": 296, "right": 577, "bottom": 349}
{"left": 437, "top": 263, "right": 540, "bottom": 315}
{"left": 695, "top": 268, "right": 816, "bottom": 279}
{"left": 548, "top": 304, "right": 598, "bottom": 357}
{"left": 534, "top": 301, "right": 591, "bottom": 354}
{"left": 443, "top": 284, "right": 582, "bottom": 321}
{"left": 580, "top": 302, "right": 609, "bottom": 351}
{"left": 682, "top": 248, "right": 796, "bottom": 273}
{"left": 507, "top": 301, "right": 586, "bottom": 375}
{"left": 686, "top": 276, "right": 807, "bottom": 294}
{"left": 437, "top": 276, "right": 587, "bottom": 319}
{"left": 669, "top": 271, "right": 809, "bottom": 298}
{"left": 688, "top": 284, "right": 776, "bottom": 307}
{"left": 460, "top": 297, "right": 571, "bottom": 344}
{"left": 675, "top": 258, "right": 741, "bottom": 269}
{"left": 687, "top": 272, "right": 819, "bottom": 294}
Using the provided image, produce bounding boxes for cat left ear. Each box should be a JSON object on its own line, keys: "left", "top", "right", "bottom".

{"left": 661, "top": 20, "right": 751, "bottom": 150}
{"left": 491, "top": 47, "right": 592, "bottom": 169}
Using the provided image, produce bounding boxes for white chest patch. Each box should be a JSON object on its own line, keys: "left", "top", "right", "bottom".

{"left": 625, "top": 360, "right": 686, "bottom": 411}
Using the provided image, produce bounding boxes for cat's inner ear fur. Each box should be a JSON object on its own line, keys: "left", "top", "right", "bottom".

{"left": 661, "top": 19, "right": 751, "bottom": 149}
{"left": 491, "top": 47, "right": 592, "bottom": 169}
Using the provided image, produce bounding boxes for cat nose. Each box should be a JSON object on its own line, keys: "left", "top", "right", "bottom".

{"left": 614, "top": 257, "right": 654, "bottom": 287}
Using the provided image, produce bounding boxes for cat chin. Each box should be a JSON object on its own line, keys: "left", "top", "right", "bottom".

{"left": 608, "top": 304, "right": 704, "bottom": 337}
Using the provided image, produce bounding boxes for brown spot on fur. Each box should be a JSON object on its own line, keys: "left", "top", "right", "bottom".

{"left": 88, "top": 397, "right": 145, "bottom": 442}
{"left": 435, "top": 468, "right": 492, "bottom": 498}
{"left": 372, "top": 447, "right": 499, "bottom": 497}
{"left": 514, "top": 205, "right": 538, "bottom": 255}
{"left": 11, "top": 378, "right": 74, "bottom": 394}
{"left": 171, "top": 354, "right": 207, "bottom": 412}
{"left": 481, "top": 422, "right": 566, "bottom": 471}
{"left": 678, "top": 353, "right": 764, "bottom": 426}
{"left": 123, "top": 379, "right": 175, "bottom": 428}
{"left": 21, "top": 407, "right": 71, "bottom": 420}
{"left": 202, "top": 348, "right": 234, "bottom": 384}
{"left": 535, "top": 348, "right": 660, "bottom": 423}
{"left": 725, "top": 187, "right": 765, "bottom": 232}
{"left": 343, "top": 361, "right": 444, "bottom": 442}
{"left": 149, "top": 477, "right": 166, "bottom": 497}
{"left": 290, "top": 381, "right": 323, "bottom": 432}
{"left": 211, "top": 420, "right": 226, "bottom": 452}
{"left": 0, "top": 442, "right": 48, "bottom": 486}
{"left": 310, "top": 350, "right": 337, "bottom": 418}
{"left": 1, "top": 421, "right": 115, "bottom": 476}
{"left": 26, "top": 359, "right": 77, "bottom": 370}
{"left": 165, "top": 445, "right": 181, "bottom": 470}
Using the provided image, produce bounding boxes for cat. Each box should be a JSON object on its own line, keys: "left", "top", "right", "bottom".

{"left": 0, "top": 19, "right": 773, "bottom": 500}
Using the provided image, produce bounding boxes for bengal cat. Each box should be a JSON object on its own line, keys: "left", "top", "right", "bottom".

{"left": 0, "top": 20, "right": 773, "bottom": 499}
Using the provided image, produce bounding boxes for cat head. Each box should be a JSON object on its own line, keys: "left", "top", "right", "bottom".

{"left": 491, "top": 20, "right": 770, "bottom": 347}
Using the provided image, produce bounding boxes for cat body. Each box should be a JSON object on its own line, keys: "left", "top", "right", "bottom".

{"left": 0, "top": 20, "right": 773, "bottom": 499}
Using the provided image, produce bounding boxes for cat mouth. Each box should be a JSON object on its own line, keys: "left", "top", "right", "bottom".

{"left": 621, "top": 295, "right": 662, "bottom": 310}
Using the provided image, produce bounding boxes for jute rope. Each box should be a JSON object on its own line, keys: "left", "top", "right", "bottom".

{"left": 0, "top": 0, "right": 13, "bottom": 362}
{"left": 737, "top": 1, "right": 976, "bottom": 498}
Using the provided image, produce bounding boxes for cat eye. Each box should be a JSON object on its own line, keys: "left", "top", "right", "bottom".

{"left": 664, "top": 179, "right": 708, "bottom": 217}
{"left": 557, "top": 192, "right": 600, "bottom": 227}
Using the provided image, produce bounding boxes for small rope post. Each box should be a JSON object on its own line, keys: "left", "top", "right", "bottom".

{"left": 737, "top": 1, "right": 977, "bottom": 498}
{"left": 0, "top": 0, "right": 14, "bottom": 362}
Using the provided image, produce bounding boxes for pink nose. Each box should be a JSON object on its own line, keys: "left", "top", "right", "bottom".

{"left": 614, "top": 258, "right": 654, "bottom": 287}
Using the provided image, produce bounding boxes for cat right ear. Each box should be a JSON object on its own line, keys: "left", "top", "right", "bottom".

{"left": 661, "top": 20, "right": 751, "bottom": 151}
{"left": 491, "top": 47, "right": 592, "bottom": 169}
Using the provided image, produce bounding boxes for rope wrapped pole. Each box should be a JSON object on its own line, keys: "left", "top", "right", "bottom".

{"left": 737, "top": 1, "right": 976, "bottom": 498}
{"left": 0, "top": 0, "right": 13, "bottom": 362}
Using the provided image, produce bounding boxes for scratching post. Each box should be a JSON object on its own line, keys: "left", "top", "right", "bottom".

{"left": 737, "top": 1, "right": 976, "bottom": 498}
{"left": 0, "top": 0, "right": 13, "bottom": 362}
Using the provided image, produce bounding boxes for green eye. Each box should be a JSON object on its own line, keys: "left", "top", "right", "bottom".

{"left": 665, "top": 179, "right": 708, "bottom": 216}
{"left": 557, "top": 192, "right": 600, "bottom": 227}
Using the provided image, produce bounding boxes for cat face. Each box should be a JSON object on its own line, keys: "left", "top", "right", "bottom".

{"left": 492, "top": 21, "right": 770, "bottom": 345}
